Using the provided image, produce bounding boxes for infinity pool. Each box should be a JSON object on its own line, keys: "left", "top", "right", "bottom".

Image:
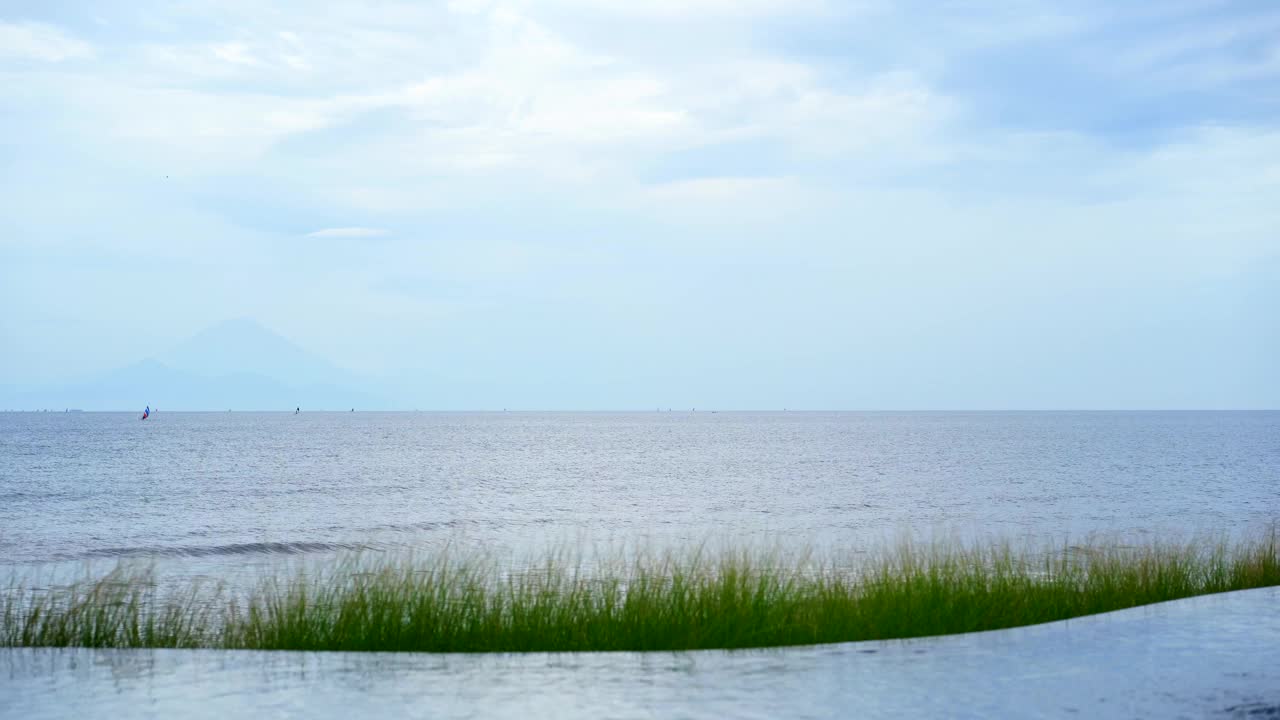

{"left": 3, "top": 588, "right": 1276, "bottom": 719}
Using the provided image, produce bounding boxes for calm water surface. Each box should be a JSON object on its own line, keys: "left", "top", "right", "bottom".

{"left": 1, "top": 411, "right": 1276, "bottom": 577}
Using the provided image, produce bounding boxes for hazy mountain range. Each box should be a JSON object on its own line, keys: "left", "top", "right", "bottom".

{"left": 4, "top": 257, "right": 1278, "bottom": 411}
{"left": 2, "top": 319, "right": 387, "bottom": 411}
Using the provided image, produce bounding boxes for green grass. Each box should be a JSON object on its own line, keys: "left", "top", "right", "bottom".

{"left": 4, "top": 530, "right": 1277, "bottom": 652}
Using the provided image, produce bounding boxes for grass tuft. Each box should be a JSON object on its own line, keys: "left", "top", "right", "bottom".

{"left": 4, "top": 530, "right": 1277, "bottom": 652}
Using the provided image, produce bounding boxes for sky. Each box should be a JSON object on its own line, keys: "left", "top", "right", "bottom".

{"left": 1, "top": 0, "right": 1278, "bottom": 409}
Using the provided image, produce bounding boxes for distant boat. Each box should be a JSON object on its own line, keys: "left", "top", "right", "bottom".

{"left": 140, "top": 405, "right": 150, "bottom": 420}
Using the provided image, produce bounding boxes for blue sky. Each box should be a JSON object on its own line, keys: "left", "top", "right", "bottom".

{"left": 1, "top": 0, "right": 1277, "bottom": 408}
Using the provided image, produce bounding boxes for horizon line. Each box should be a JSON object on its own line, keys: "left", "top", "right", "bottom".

{"left": 3, "top": 408, "right": 1277, "bottom": 414}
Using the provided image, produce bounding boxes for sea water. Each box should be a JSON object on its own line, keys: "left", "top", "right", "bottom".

{"left": 2, "top": 411, "right": 1276, "bottom": 578}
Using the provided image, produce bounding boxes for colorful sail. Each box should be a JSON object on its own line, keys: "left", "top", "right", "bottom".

{"left": 141, "top": 405, "right": 150, "bottom": 420}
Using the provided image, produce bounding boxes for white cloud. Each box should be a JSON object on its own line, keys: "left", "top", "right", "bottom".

{"left": 211, "top": 42, "right": 260, "bottom": 66}
{"left": 513, "top": 0, "right": 831, "bottom": 20}
{"left": 629, "top": 176, "right": 825, "bottom": 228}
{"left": 0, "top": 21, "right": 93, "bottom": 62}
{"left": 3, "top": 2, "right": 954, "bottom": 196}
{"left": 6, "top": 0, "right": 1278, "bottom": 253}
{"left": 641, "top": 176, "right": 799, "bottom": 203}
{"left": 306, "top": 227, "right": 389, "bottom": 238}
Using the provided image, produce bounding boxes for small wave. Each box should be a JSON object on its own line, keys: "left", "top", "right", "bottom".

{"left": 356, "top": 519, "right": 462, "bottom": 533}
{"left": 74, "top": 541, "right": 363, "bottom": 560}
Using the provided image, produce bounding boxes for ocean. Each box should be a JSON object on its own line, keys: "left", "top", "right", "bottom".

{"left": 2, "top": 410, "right": 1276, "bottom": 578}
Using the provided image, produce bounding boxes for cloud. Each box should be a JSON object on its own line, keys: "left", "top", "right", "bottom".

{"left": 0, "top": 2, "right": 950, "bottom": 197}
{"left": 638, "top": 176, "right": 807, "bottom": 209}
{"left": 306, "top": 227, "right": 388, "bottom": 238}
{"left": 4, "top": 0, "right": 1279, "bottom": 406}
{"left": 211, "top": 42, "right": 260, "bottom": 67}
{"left": 517, "top": 0, "right": 829, "bottom": 20}
{"left": 0, "top": 21, "right": 93, "bottom": 62}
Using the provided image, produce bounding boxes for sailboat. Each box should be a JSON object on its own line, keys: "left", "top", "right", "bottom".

{"left": 140, "top": 405, "right": 150, "bottom": 420}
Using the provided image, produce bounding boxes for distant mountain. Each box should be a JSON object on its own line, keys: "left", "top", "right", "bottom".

{"left": 2, "top": 319, "right": 389, "bottom": 411}
{"left": 159, "top": 318, "right": 354, "bottom": 387}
